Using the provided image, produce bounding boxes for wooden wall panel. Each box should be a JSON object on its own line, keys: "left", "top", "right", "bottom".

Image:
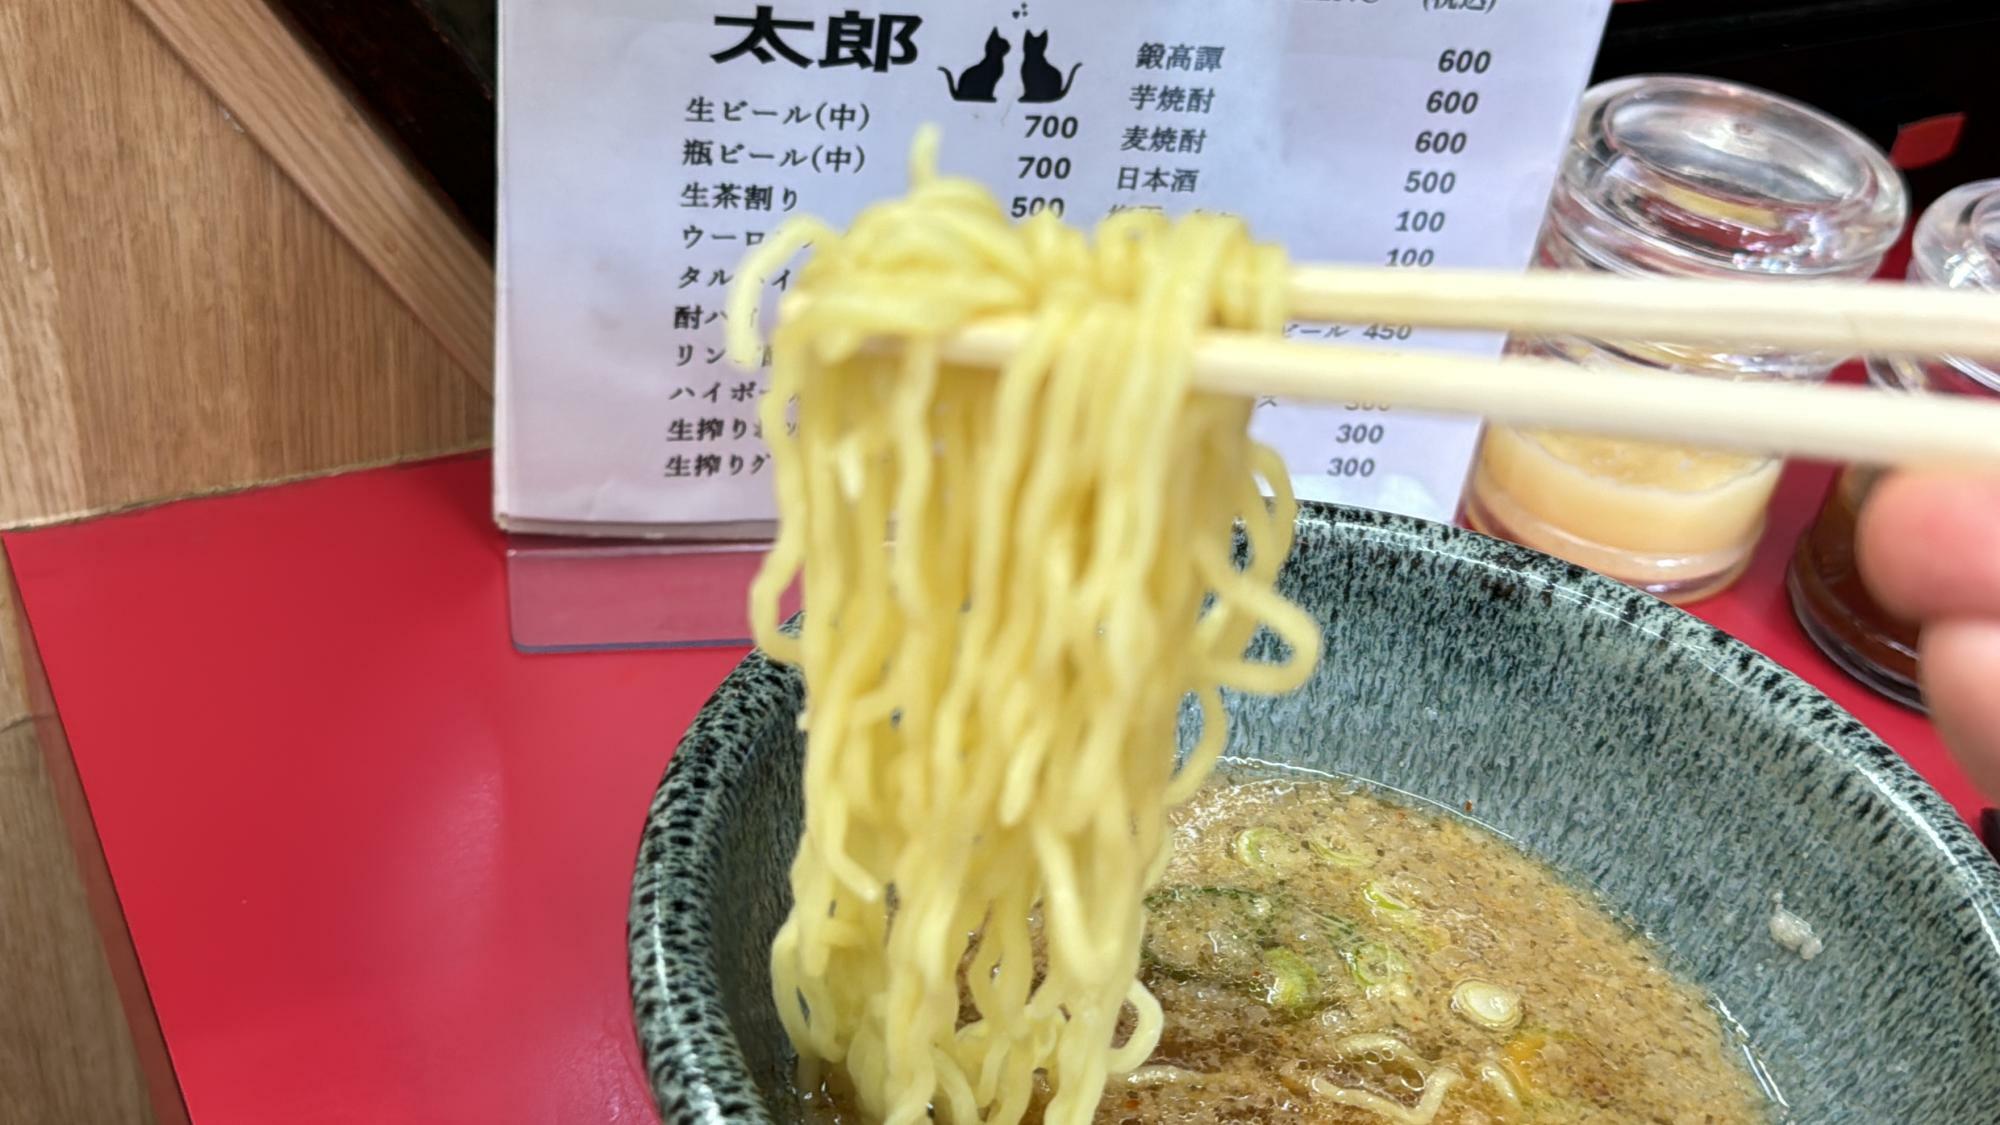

{"left": 1, "top": 0, "right": 489, "bottom": 535}
{"left": 1, "top": 0, "right": 495, "bottom": 1120}
{"left": 1, "top": 552, "right": 27, "bottom": 727}
{"left": 125, "top": 0, "right": 495, "bottom": 385}
{"left": 0, "top": 722, "right": 159, "bottom": 1125}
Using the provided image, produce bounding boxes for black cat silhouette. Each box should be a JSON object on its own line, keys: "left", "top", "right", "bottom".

{"left": 1019, "top": 30, "right": 1080, "bottom": 103}
{"left": 940, "top": 29, "right": 1008, "bottom": 103}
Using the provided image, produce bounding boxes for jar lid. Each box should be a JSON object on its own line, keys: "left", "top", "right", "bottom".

{"left": 1909, "top": 180, "right": 2000, "bottom": 390}
{"left": 1910, "top": 179, "right": 2000, "bottom": 294}
{"left": 1551, "top": 76, "right": 1907, "bottom": 279}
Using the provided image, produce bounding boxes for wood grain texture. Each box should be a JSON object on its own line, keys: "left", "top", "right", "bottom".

{"left": 121, "top": 0, "right": 495, "bottom": 386}
{"left": 0, "top": 0, "right": 491, "bottom": 532}
{"left": 266, "top": 0, "right": 496, "bottom": 243}
{"left": 0, "top": 721, "right": 161, "bottom": 1125}
{"left": 0, "top": 550, "right": 22, "bottom": 725}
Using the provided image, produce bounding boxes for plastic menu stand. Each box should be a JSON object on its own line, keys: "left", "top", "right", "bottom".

{"left": 505, "top": 535, "right": 796, "bottom": 652}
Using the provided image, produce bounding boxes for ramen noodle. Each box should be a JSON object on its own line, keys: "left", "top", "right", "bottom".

{"left": 729, "top": 131, "right": 1321, "bottom": 1125}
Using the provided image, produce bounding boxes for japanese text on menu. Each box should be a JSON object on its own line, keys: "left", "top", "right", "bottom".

{"left": 497, "top": 0, "right": 1613, "bottom": 532}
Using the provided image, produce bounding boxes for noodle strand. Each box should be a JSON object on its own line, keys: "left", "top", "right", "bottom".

{"left": 735, "top": 129, "right": 1321, "bottom": 1125}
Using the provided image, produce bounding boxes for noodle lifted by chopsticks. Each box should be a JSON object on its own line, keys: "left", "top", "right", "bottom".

{"left": 728, "top": 129, "right": 1323, "bottom": 1125}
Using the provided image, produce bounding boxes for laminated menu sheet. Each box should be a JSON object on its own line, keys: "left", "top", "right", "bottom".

{"left": 497, "top": 0, "right": 1613, "bottom": 536}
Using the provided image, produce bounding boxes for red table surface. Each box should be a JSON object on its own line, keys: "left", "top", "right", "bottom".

{"left": 2, "top": 452, "right": 1982, "bottom": 1125}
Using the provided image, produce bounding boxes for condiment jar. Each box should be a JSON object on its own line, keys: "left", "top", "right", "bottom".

{"left": 1789, "top": 179, "right": 2000, "bottom": 709}
{"left": 1462, "top": 76, "right": 1908, "bottom": 602}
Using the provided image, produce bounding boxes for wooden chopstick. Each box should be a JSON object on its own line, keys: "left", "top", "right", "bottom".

{"left": 784, "top": 264, "right": 2000, "bottom": 467}
{"left": 1286, "top": 266, "right": 2000, "bottom": 358}
{"left": 938, "top": 317, "right": 2000, "bottom": 469}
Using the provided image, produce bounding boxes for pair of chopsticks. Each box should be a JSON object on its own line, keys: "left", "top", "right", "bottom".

{"left": 924, "top": 266, "right": 2000, "bottom": 469}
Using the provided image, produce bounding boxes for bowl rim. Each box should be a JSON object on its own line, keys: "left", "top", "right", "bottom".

{"left": 628, "top": 501, "right": 2000, "bottom": 1123}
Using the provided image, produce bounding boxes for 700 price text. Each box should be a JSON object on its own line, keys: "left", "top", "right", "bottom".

{"left": 1012, "top": 115, "right": 1080, "bottom": 220}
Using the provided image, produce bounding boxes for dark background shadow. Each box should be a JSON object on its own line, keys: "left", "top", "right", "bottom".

{"left": 271, "top": 0, "right": 2000, "bottom": 251}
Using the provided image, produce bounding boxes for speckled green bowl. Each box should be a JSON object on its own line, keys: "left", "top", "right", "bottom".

{"left": 630, "top": 504, "right": 2000, "bottom": 1123}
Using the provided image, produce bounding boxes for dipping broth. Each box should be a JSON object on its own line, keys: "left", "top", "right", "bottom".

{"left": 1124, "top": 776, "right": 1768, "bottom": 1124}
{"left": 800, "top": 776, "right": 1770, "bottom": 1124}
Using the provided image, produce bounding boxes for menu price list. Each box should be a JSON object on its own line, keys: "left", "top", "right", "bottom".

{"left": 498, "top": 0, "right": 1612, "bottom": 532}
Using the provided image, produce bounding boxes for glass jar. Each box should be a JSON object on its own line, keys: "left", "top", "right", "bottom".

{"left": 1463, "top": 76, "right": 1908, "bottom": 602}
{"left": 1789, "top": 179, "right": 2000, "bottom": 709}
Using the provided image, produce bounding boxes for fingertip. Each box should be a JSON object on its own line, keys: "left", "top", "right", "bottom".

{"left": 1857, "top": 471, "right": 2000, "bottom": 621}
{"left": 1854, "top": 473, "right": 1918, "bottom": 619}
{"left": 1920, "top": 619, "right": 2000, "bottom": 803}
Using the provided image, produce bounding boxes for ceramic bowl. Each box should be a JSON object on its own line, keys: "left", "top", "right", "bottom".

{"left": 630, "top": 504, "right": 2000, "bottom": 1123}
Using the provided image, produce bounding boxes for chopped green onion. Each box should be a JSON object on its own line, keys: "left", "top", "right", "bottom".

{"left": 1307, "top": 837, "right": 1373, "bottom": 868}
{"left": 1346, "top": 941, "right": 1411, "bottom": 991}
{"left": 1261, "top": 947, "right": 1319, "bottom": 1012}
{"left": 1142, "top": 887, "right": 1273, "bottom": 983}
{"left": 1305, "top": 906, "right": 1365, "bottom": 949}
{"left": 1452, "top": 979, "right": 1524, "bottom": 1033}
{"left": 1362, "top": 881, "right": 1416, "bottom": 915}
{"left": 1232, "top": 827, "right": 1309, "bottom": 873}
{"left": 1479, "top": 1062, "right": 1524, "bottom": 1109}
